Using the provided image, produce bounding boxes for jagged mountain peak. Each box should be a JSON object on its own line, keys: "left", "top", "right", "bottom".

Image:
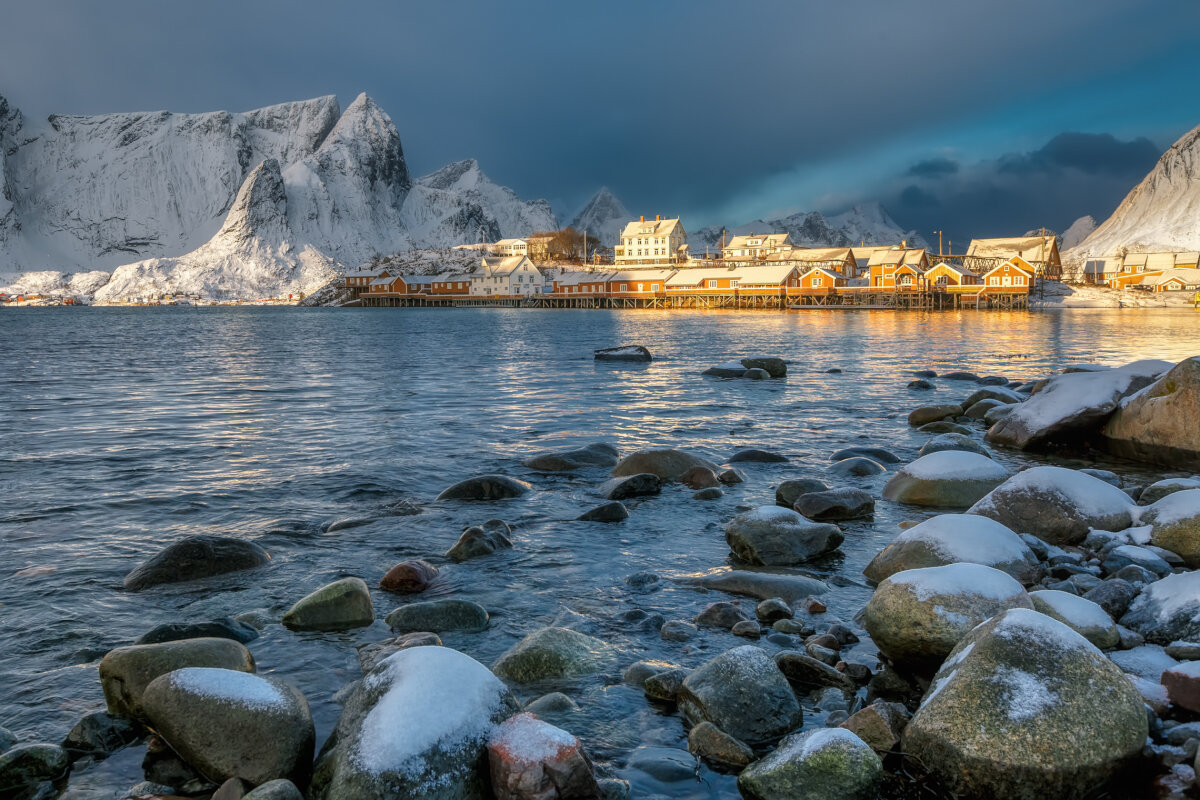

{"left": 218, "top": 159, "right": 289, "bottom": 243}
{"left": 419, "top": 158, "right": 485, "bottom": 191}
{"left": 569, "top": 187, "right": 631, "bottom": 246}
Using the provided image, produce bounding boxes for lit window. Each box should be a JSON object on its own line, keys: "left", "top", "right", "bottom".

{"left": 707, "top": 279, "right": 717, "bottom": 288}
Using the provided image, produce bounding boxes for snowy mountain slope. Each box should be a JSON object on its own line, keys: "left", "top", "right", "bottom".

{"left": 693, "top": 203, "right": 926, "bottom": 250}
{"left": 1069, "top": 123, "right": 1200, "bottom": 257}
{"left": 1061, "top": 216, "right": 1096, "bottom": 250}
{"left": 569, "top": 188, "right": 630, "bottom": 245}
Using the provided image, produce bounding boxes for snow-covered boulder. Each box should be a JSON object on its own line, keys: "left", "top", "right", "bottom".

{"left": 678, "top": 646, "right": 801, "bottom": 747}
{"left": 1120, "top": 571, "right": 1200, "bottom": 644}
{"left": 986, "top": 360, "right": 1171, "bottom": 450}
{"left": 967, "top": 466, "right": 1136, "bottom": 545}
{"left": 98, "top": 637, "right": 255, "bottom": 721}
{"left": 1103, "top": 357, "right": 1200, "bottom": 469}
{"left": 1028, "top": 591, "right": 1119, "bottom": 649}
{"left": 881, "top": 452, "right": 1011, "bottom": 508}
{"left": 724, "top": 506, "right": 843, "bottom": 566}
{"left": 904, "top": 608, "right": 1147, "bottom": 799}
{"left": 917, "top": 433, "right": 991, "bottom": 459}
{"left": 486, "top": 713, "right": 600, "bottom": 800}
{"left": 863, "top": 514, "right": 1040, "bottom": 585}
{"left": 861, "top": 564, "right": 1032, "bottom": 670}
{"left": 1139, "top": 478, "right": 1200, "bottom": 506}
{"left": 141, "top": 668, "right": 314, "bottom": 788}
{"left": 737, "top": 728, "right": 882, "bottom": 800}
{"left": 310, "top": 646, "right": 519, "bottom": 800}
{"left": 1141, "top": 488, "right": 1200, "bottom": 566}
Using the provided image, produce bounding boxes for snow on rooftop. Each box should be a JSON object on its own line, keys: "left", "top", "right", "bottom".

{"left": 489, "top": 713, "right": 578, "bottom": 765}
{"left": 887, "top": 563, "right": 1025, "bottom": 602}
{"left": 1030, "top": 590, "right": 1114, "bottom": 632}
{"left": 354, "top": 646, "right": 508, "bottom": 777}
{"left": 972, "top": 466, "right": 1134, "bottom": 518}
{"left": 168, "top": 667, "right": 288, "bottom": 710}
{"left": 901, "top": 451, "right": 1010, "bottom": 481}
{"left": 894, "top": 514, "right": 1032, "bottom": 564}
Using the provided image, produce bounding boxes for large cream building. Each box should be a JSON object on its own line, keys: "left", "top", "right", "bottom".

{"left": 614, "top": 216, "right": 688, "bottom": 266}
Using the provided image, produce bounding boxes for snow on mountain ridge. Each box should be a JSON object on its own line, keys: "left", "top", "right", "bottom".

{"left": 569, "top": 187, "right": 631, "bottom": 246}
{"left": 693, "top": 203, "right": 926, "bottom": 251}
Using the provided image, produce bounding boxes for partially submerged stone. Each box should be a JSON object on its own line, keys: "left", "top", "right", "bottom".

{"left": 598, "top": 473, "right": 662, "bottom": 500}
{"left": 523, "top": 443, "right": 620, "bottom": 471}
{"left": 677, "top": 645, "right": 801, "bottom": 747}
{"left": 385, "top": 599, "right": 489, "bottom": 633}
{"left": 99, "top": 637, "right": 255, "bottom": 721}
{"left": 124, "top": 535, "right": 271, "bottom": 591}
{"left": 792, "top": 488, "right": 874, "bottom": 521}
{"left": 492, "top": 627, "right": 614, "bottom": 683}
{"left": 725, "top": 506, "right": 843, "bottom": 566}
{"left": 437, "top": 475, "right": 532, "bottom": 502}
{"left": 610, "top": 449, "right": 719, "bottom": 482}
{"left": 487, "top": 713, "right": 600, "bottom": 800}
{"left": 446, "top": 520, "right": 513, "bottom": 562}
{"left": 379, "top": 560, "right": 439, "bottom": 594}
{"left": 775, "top": 478, "right": 830, "bottom": 508}
{"left": 1103, "top": 356, "right": 1200, "bottom": 469}
{"left": 687, "top": 721, "right": 753, "bottom": 771}
{"left": 738, "top": 728, "right": 882, "bottom": 800}
{"left": 594, "top": 345, "right": 651, "bottom": 362}
{"left": 283, "top": 577, "right": 374, "bottom": 632}
{"left": 677, "top": 569, "right": 829, "bottom": 603}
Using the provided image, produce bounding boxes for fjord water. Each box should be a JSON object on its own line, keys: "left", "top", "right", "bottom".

{"left": 2, "top": 306, "right": 1197, "bottom": 797}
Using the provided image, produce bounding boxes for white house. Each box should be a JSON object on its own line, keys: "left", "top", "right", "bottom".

{"left": 722, "top": 233, "right": 792, "bottom": 262}
{"left": 493, "top": 238, "right": 529, "bottom": 257}
{"left": 615, "top": 216, "right": 688, "bottom": 266}
{"left": 470, "top": 256, "right": 545, "bottom": 297}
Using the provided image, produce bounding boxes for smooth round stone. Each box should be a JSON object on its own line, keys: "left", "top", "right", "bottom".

{"left": 523, "top": 442, "right": 620, "bottom": 471}
{"left": 599, "top": 473, "right": 663, "bottom": 500}
{"left": 611, "top": 449, "right": 720, "bottom": 482}
{"left": 730, "top": 448, "right": 788, "bottom": 463}
{"left": 694, "top": 487, "right": 724, "bottom": 501}
{"left": 385, "top": 599, "right": 489, "bottom": 633}
{"left": 282, "top": 577, "right": 374, "bottom": 632}
{"left": 677, "top": 646, "right": 801, "bottom": 747}
{"left": 99, "top": 637, "right": 256, "bottom": 721}
{"left": 737, "top": 728, "right": 882, "bottom": 800}
{"left": 1029, "top": 590, "right": 1119, "bottom": 649}
{"left": 918, "top": 433, "right": 991, "bottom": 458}
{"left": 829, "top": 457, "right": 886, "bottom": 478}
{"left": 829, "top": 447, "right": 900, "bottom": 464}
{"left": 492, "top": 627, "right": 615, "bottom": 682}
{"left": 725, "top": 506, "right": 843, "bottom": 566}
{"left": 577, "top": 501, "right": 629, "bottom": 522}
{"left": 918, "top": 421, "right": 972, "bottom": 435}
{"left": 660, "top": 620, "right": 698, "bottom": 642}
{"left": 776, "top": 478, "right": 829, "bottom": 507}
{"left": 436, "top": 474, "right": 531, "bottom": 501}
{"left": 124, "top": 535, "right": 271, "bottom": 591}
{"left": 135, "top": 617, "right": 260, "bottom": 645}
{"left": 793, "top": 489, "right": 875, "bottom": 521}
{"left": 379, "top": 560, "right": 439, "bottom": 594}
{"left": 907, "top": 404, "right": 965, "bottom": 426}
{"left": 863, "top": 514, "right": 1040, "bottom": 585}
{"left": 908, "top": 379, "right": 934, "bottom": 390}
{"left": 594, "top": 346, "right": 651, "bottom": 362}
{"left": 882, "top": 451, "right": 1010, "bottom": 507}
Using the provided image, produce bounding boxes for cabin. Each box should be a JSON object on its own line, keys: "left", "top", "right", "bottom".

{"left": 494, "top": 238, "right": 529, "bottom": 257}
{"left": 767, "top": 247, "right": 857, "bottom": 277}
{"left": 848, "top": 246, "right": 901, "bottom": 278}
{"left": 471, "top": 256, "right": 545, "bottom": 297}
{"left": 665, "top": 267, "right": 742, "bottom": 294}
{"left": 735, "top": 264, "right": 801, "bottom": 296}
{"left": 344, "top": 268, "right": 391, "bottom": 299}
{"left": 722, "top": 233, "right": 792, "bottom": 262}
{"left": 553, "top": 270, "right": 615, "bottom": 296}
{"left": 1082, "top": 257, "right": 1122, "bottom": 286}
{"left": 981, "top": 258, "right": 1035, "bottom": 290}
{"left": 867, "top": 249, "right": 929, "bottom": 289}
{"left": 367, "top": 274, "right": 408, "bottom": 296}
{"left": 430, "top": 272, "right": 472, "bottom": 295}
{"left": 615, "top": 216, "right": 688, "bottom": 266}
{"left": 404, "top": 275, "right": 438, "bottom": 295}
{"left": 1139, "top": 268, "right": 1200, "bottom": 293}
{"left": 924, "top": 262, "right": 982, "bottom": 289}
{"left": 795, "top": 266, "right": 851, "bottom": 292}
{"left": 965, "top": 236, "right": 1061, "bottom": 279}
{"left": 607, "top": 270, "right": 676, "bottom": 296}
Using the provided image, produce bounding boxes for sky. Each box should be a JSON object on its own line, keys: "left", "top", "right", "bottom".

{"left": 2, "top": 0, "right": 1199, "bottom": 245}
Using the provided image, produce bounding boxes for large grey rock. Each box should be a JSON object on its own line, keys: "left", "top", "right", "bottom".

{"left": 0, "top": 744, "right": 70, "bottom": 800}
{"left": 436, "top": 475, "right": 532, "bottom": 501}
{"left": 677, "top": 646, "right": 801, "bottom": 747}
{"left": 141, "top": 667, "right": 314, "bottom": 788}
{"left": 598, "top": 473, "right": 662, "bottom": 500}
{"left": 611, "top": 449, "right": 719, "bottom": 482}
{"left": 861, "top": 564, "right": 1032, "bottom": 670}
{"left": 492, "top": 627, "right": 615, "bottom": 682}
{"left": 523, "top": 443, "right": 620, "bottom": 471}
{"left": 123, "top": 535, "right": 271, "bottom": 591}
{"left": 99, "top": 637, "right": 255, "bottom": 720}
{"left": 725, "top": 506, "right": 843, "bottom": 565}
{"left": 282, "top": 577, "right": 374, "bottom": 632}
{"left": 1141, "top": 489, "right": 1200, "bottom": 566}
{"left": 386, "top": 599, "right": 489, "bottom": 634}
{"left": 903, "top": 608, "right": 1148, "bottom": 800}
{"left": 738, "top": 729, "right": 882, "bottom": 800}
{"left": 986, "top": 360, "right": 1170, "bottom": 450}
{"left": 1103, "top": 356, "right": 1200, "bottom": 469}
{"left": 792, "top": 489, "right": 874, "bottom": 521}
{"left": 677, "top": 569, "right": 829, "bottom": 603}
{"left": 740, "top": 356, "right": 787, "bottom": 377}
{"left": 310, "top": 646, "right": 520, "bottom": 800}
{"left": 1120, "top": 571, "right": 1200, "bottom": 643}
{"left": 446, "top": 520, "right": 513, "bottom": 562}
{"left": 967, "top": 466, "right": 1136, "bottom": 545}
{"left": 882, "top": 451, "right": 1010, "bottom": 508}
{"left": 863, "top": 514, "right": 1040, "bottom": 585}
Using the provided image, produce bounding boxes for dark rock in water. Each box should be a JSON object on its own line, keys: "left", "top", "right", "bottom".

{"left": 436, "top": 474, "right": 531, "bottom": 501}
{"left": 918, "top": 421, "right": 972, "bottom": 435}
{"left": 976, "top": 375, "right": 1008, "bottom": 385}
{"left": 941, "top": 371, "right": 980, "bottom": 381}
{"left": 61, "top": 711, "right": 139, "bottom": 763}
{"left": 380, "top": 559, "right": 439, "bottom": 594}
{"left": 741, "top": 357, "right": 787, "bottom": 378}
{"left": 696, "top": 601, "right": 752, "bottom": 629}
{"left": 918, "top": 433, "right": 991, "bottom": 458}
{"left": 964, "top": 386, "right": 1024, "bottom": 407}
{"left": 660, "top": 620, "right": 697, "bottom": 642}
{"left": 694, "top": 487, "right": 723, "bottom": 500}
{"left": 123, "top": 535, "right": 271, "bottom": 591}
{"left": 907, "top": 404, "right": 965, "bottom": 426}
{"left": 744, "top": 368, "right": 771, "bottom": 380}
{"left": 825, "top": 368, "right": 843, "bottom": 374}
{"left": 678, "top": 646, "right": 801, "bottom": 747}
{"left": 718, "top": 468, "right": 745, "bottom": 485}
{"left": 912, "top": 370, "right": 938, "bottom": 378}
{"left": 730, "top": 448, "right": 788, "bottom": 464}
{"left": 726, "top": 507, "right": 843, "bottom": 566}
{"left": 964, "top": 398, "right": 1006, "bottom": 419}
{"left": 0, "top": 744, "right": 70, "bottom": 799}
{"left": 688, "top": 721, "right": 754, "bottom": 771}
{"left": 386, "top": 599, "right": 489, "bottom": 633}
{"left": 99, "top": 637, "right": 255, "bottom": 721}
{"left": 282, "top": 577, "right": 374, "bottom": 632}
{"left": 612, "top": 449, "right": 719, "bottom": 481}
{"left": 679, "top": 465, "right": 722, "bottom": 489}
{"left": 446, "top": 520, "right": 513, "bottom": 562}
{"left": 703, "top": 363, "right": 750, "bottom": 378}
{"left": 644, "top": 668, "right": 690, "bottom": 702}
{"left": 523, "top": 692, "right": 579, "bottom": 715}
{"left": 599, "top": 472, "right": 662, "bottom": 500}
{"left": 577, "top": 501, "right": 629, "bottom": 523}
{"left": 756, "top": 598, "right": 793, "bottom": 623}
{"left": 679, "top": 570, "right": 829, "bottom": 603}
{"left": 907, "top": 379, "right": 934, "bottom": 390}
{"left": 356, "top": 632, "right": 442, "bottom": 673}
{"left": 0, "top": 726, "right": 15, "bottom": 754}
{"left": 135, "top": 617, "right": 259, "bottom": 645}
{"left": 829, "top": 457, "right": 885, "bottom": 477}
{"left": 522, "top": 442, "right": 620, "bottom": 472}
{"left": 775, "top": 651, "right": 857, "bottom": 692}
{"left": 626, "top": 746, "right": 697, "bottom": 783}
{"left": 776, "top": 478, "right": 829, "bottom": 507}
{"left": 493, "top": 627, "right": 615, "bottom": 682}
{"left": 731, "top": 620, "right": 761, "bottom": 639}
{"left": 793, "top": 489, "right": 875, "bottom": 521}
{"left": 829, "top": 447, "right": 900, "bottom": 464}
{"left": 143, "top": 732, "right": 209, "bottom": 791}
{"left": 625, "top": 571, "right": 662, "bottom": 592}
{"left": 1082, "top": 580, "right": 1137, "bottom": 619}
{"left": 594, "top": 345, "right": 652, "bottom": 362}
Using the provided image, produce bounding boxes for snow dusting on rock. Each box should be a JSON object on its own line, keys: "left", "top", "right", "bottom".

{"left": 168, "top": 667, "right": 288, "bottom": 710}
{"left": 888, "top": 563, "right": 1025, "bottom": 602}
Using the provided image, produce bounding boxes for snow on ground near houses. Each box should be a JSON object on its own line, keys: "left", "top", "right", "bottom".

{"left": 489, "top": 713, "right": 577, "bottom": 764}
{"left": 900, "top": 451, "right": 1010, "bottom": 481}
{"left": 992, "top": 608, "right": 1098, "bottom": 655}
{"left": 887, "top": 563, "right": 1025, "bottom": 602}
{"left": 999, "top": 362, "right": 1173, "bottom": 431}
{"left": 1030, "top": 590, "right": 1114, "bottom": 632}
{"left": 971, "top": 466, "right": 1135, "bottom": 518}
{"left": 891, "top": 514, "right": 1033, "bottom": 563}
{"left": 355, "top": 646, "right": 508, "bottom": 777}
{"left": 1031, "top": 282, "right": 1196, "bottom": 309}
{"left": 1137, "top": 489, "right": 1200, "bottom": 526}
{"left": 1129, "top": 572, "right": 1200, "bottom": 626}
{"left": 988, "top": 665, "right": 1060, "bottom": 722}
{"left": 169, "top": 668, "right": 289, "bottom": 710}
{"left": 1110, "top": 645, "right": 1179, "bottom": 682}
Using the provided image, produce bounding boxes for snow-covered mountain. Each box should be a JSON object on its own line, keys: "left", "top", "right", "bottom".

{"left": 1069, "top": 123, "right": 1200, "bottom": 257}
{"left": 692, "top": 203, "right": 926, "bottom": 251}
{"left": 569, "top": 188, "right": 630, "bottom": 246}
{"left": 0, "top": 92, "right": 558, "bottom": 300}
{"left": 1060, "top": 216, "right": 1097, "bottom": 250}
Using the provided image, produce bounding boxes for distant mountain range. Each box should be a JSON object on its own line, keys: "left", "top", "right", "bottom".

{"left": 691, "top": 204, "right": 928, "bottom": 253}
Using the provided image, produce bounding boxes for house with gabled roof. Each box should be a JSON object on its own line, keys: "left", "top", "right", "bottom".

{"left": 867, "top": 248, "right": 929, "bottom": 289}
{"left": 924, "top": 262, "right": 982, "bottom": 289}
{"left": 471, "top": 256, "right": 545, "bottom": 297}
{"left": 615, "top": 216, "right": 688, "bottom": 266}
{"left": 722, "top": 233, "right": 792, "bottom": 262}
{"left": 965, "top": 235, "right": 1060, "bottom": 278}
{"left": 607, "top": 269, "right": 676, "bottom": 296}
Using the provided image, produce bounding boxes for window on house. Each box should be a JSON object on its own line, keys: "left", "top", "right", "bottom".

{"left": 731, "top": 280, "right": 739, "bottom": 288}
{"left": 707, "top": 280, "right": 717, "bottom": 288}
{"left": 814, "top": 277, "right": 823, "bottom": 287}
{"left": 620, "top": 284, "right": 628, "bottom": 292}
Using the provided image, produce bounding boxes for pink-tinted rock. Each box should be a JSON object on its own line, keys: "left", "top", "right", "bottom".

{"left": 1162, "top": 661, "right": 1200, "bottom": 713}
{"left": 680, "top": 466, "right": 722, "bottom": 490}
{"left": 487, "top": 713, "right": 601, "bottom": 800}
{"left": 379, "top": 560, "right": 438, "bottom": 594}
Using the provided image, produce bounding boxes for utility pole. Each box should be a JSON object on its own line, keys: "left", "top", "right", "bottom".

{"left": 933, "top": 230, "right": 944, "bottom": 258}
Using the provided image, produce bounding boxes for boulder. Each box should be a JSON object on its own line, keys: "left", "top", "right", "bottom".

{"left": 446, "top": 520, "right": 513, "bottom": 562}
{"left": 523, "top": 692, "right": 579, "bottom": 716}
{"left": 687, "top": 721, "right": 754, "bottom": 771}
{"left": 703, "top": 361, "right": 749, "bottom": 378}
{"left": 773, "top": 651, "right": 857, "bottom": 693}
{"left": 695, "top": 601, "right": 752, "bottom": 629}
{"left": 1120, "top": 571, "right": 1200, "bottom": 643}
{"left": 741, "top": 356, "right": 787, "bottom": 377}
{"left": 963, "top": 386, "right": 1025, "bottom": 407}
{"left": 677, "top": 569, "right": 829, "bottom": 603}
{"left": 839, "top": 702, "right": 909, "bottom": 753}
{"left": 986, "top": 360, "right": 1170, "bottom": 450}
{"left": 828, "top": 457, "right": 885, "bottom": 477}
{"left": 310, "top": 646, "right": 520, "bottom": 800}
{"left": 492, "top": 627, "right": 615, "bottom": 683}
{"left": 1029, "top": 590, "right": 1119, "bottom": 649}
{"left": 141, "top": 668, "right": 314, "bottom": 788}
{"left": 1103, "top": 356, "right": 1200, "bottom": 469}
{"left": 380, "top": 560, "right": 439, "bottom": 594}
{"left": 610, "top": 449, "right": 719, "bottom": 482}
{"left": 967, "top": 466, "right": 1136, "bottom": 546}
{"left": 907, "top": 405, "right": 964, "bottom": 426}
{"left": 486, "top": 713, "right": 600, "bottom": 800}
{"left": 679, "top": 466, "right": 721, "bottom": 489}
{"left": 436, "top": 475, "right": 532, "bottom": 501}
{"left": 99, "top": 637, "right": 255, "bottom": 720}
{"left": 861, "top": 564, "right": 1032, "bottom": 670}
{"left": 829, "top": 447, "right": 900, "bottom": 464}
{"left": 0, "top": 744, "right": 70, "bottom": 800}
{"left": 903, "top": 608, "right": 1148, "bottom": 800}
{"left": 718, "top": 468, "right": 746, "bottom": 485}
{"left": 594, "top": 345, "right": 651, "bottom": 363}
{"left": 755, "top": 598, "right": 793, "bottom": 623}
{"left": 775, "top": 479, "right": 829, "bottom": 508}
{"left": 693, "top": 487, "right": 723, "bottom": 500}
{"left": 793, "top": 488, "right": 874, "bottom": 521}
{"left": 863, "top": 514, "right": 1040, "bottom": 585}
{"left": 984, "top": 404, "right": 1015, "bottom": 425}
{"left": 356, "top": 632, "right": 442, "bottom": 673}
{"left": 244, "top": 780, "right": 303, "bottom": 800}
{"left": 730, "top": 449, "right": 788, "bottom": 463}
{"left": 744, "top": 368, "right": 770, "bottom": 380}
{"left": 1141, "top": 489, "right": 1200, "bottom": 566}
{"left": 882, "top": 451, "right": 1010, "bottom": 508}
{"left": 738, "top": 729, "right": 882, "bottom": 800}
{"left": 386, "top": 599, "right": 489, "bottom": 633}
{"left": 643, "top": 668, "right": 690, "bottom": 702}
{"left": 917, "top": 433, "right": 991, "bottom": 458}
{"left": 677, "top": 646, "right": 801, "bottom": 747}
{"left": 918, "top": 421, "right": 972, "bottom": 435}
{"left": 908, "top": 379, "right": 934, "bottom": 391}
{"left": 942, "top": 371, "right": 980, "bottom": 381}
{"left": 523, "top": 443, "right": 620, "bottom": 472}
{"left": 282, "top": 577, "right": 374, "bottom": 632}
{"left": 61, "top": 711, "right": 138, "bottom": 762}
{"left": 135, "top": 617, "right": 259, "bottom": 645}
{"left": 576, "top": 501, "right": 629, "bottom": 523}
{"left": 725, "top": 506, "right": 843, "bottom": 566}
{"left": 964, "top": 398, "right": 1007, "bottom": 419}
{"left": 597, "top": 473, "right": 662, "bottom": 500}
{"left": 1161, "top": 661, "right": 1200, "bottom": 713}
{"left": 123, "top": 535, "right": 271, "bottom": 591}
{"left": 1140, "top": 477, "right": 1200, "bottom": 505}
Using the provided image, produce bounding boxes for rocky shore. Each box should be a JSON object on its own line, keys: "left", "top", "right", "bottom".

{"left": 5, "top": 353, "right": 1200, "bottom": 800}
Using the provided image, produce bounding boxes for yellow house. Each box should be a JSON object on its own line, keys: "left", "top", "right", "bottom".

{"left": 924, "top": 262, "right": 982, "bottom": 289}
{"left": 966, "top": 235, "right": 1061, "bottom": 279}
{"left": 981, "top": 257, "right": 1035, "bottom": 290}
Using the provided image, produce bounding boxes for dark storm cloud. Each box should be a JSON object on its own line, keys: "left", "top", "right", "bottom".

{"left": 997, "top": 132, "right": 1161, "bottom": 176}
{"left": 906, "top": 158, "right": 959, "bottom": 179}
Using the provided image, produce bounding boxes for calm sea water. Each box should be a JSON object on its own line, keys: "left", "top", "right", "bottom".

{"left": 2, "top": 306, "right": 1198, "bottom": 797}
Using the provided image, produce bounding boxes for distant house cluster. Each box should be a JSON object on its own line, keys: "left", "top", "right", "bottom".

{"left": 1082, "top": 251, "right": 1200, "bottom": 293}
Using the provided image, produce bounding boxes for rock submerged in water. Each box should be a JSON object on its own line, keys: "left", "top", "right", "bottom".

{"left": 598, "top": 472, "right": 662, "bottom": 500}
{"left": 863, "top": 514, "right": 1040, "bottom": 585}
{"left": 828, "top": 457, "right": 885, "bottom": 478}
{"left": 882, "top": 451, "right": 1010, "bottom": 507}
{"left": 141, "top": 667, "right": 315, "bottom": 788}
{"left": 792, "top": 488, "right": 874, "bottom": 521}
{"left": 386, "top": 599, "right": 489, "bottom": 633}
{"left": 437, "top": 475, "right": 532, "bottom": 502}
{"left": 282, "top": 577, "right": 374, "bottom": 632}
{"left": 446, "top": 520, "right": 513, "bottom": 562}
{"left": 380, "top": 560, "right": 439, "bottom": 594}
{"left": 775, "top": 478, "right": 829, "bottom": 507}
{"left": 594, "top": 345, "right": 651, "bottom": 363}
{"left": 741, "top": 357, "right": 787, "bottom": 378}
{"left": 523, "top": 442, "right": 620, "bottom": 472}
{"left": 487, "top": 712, "right": 600, "bottom": 800}
{"left": 0, "top": 744, "right": 70, "bottom": 800}
{"left": 492, "top": 627, "right": 615, "bottom": 682}
{"left": 61, "top": 711, "right": 138, "bottom": 763}
{"left": 725, "top": 506, "right": 843, "bottom": 566}
{"left": 907, "top": 404, "right": 964, "bottom": 426}
{"left": 738, "top": 728, "right": 882, "bottom": 800}
{"left": 577, "top": 501, "right": 629, "bottom": 523}
{"left": 310, "top": 646, "right": 520, "bottom": 800}
{"left": 903, "top": 608, "right": 1148, "bottom": 800}
{"left": 99, "top": 637, "right": 255, "bottom": 721}
{"left": 611, "top": 449, "right": 719, "bottom": 482}
{"left": 829, "top": 447, "right": 900, "bottom": 464}
{"left": 677, "top": 645, "right": 801, "bottom": 747}
{"left": 687, "top": 721, "right": 754, "bottom": 771}
{"left": 1103, "top": 356, "right": 1200, "bottom": 469}
{"left": 678, "top": 569, "right": 829, "bottom": 603}
{"left": 135, "top": 617, "right": 260, "bottom": 645}
{"left": 917, "top": 433, "right": 991, "bottom": 458}
{"left": 123, "top": 535, "right": 271, "bottom": 591}
{"left": 729, "top": 448, "right": 788, "bottom": 463}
